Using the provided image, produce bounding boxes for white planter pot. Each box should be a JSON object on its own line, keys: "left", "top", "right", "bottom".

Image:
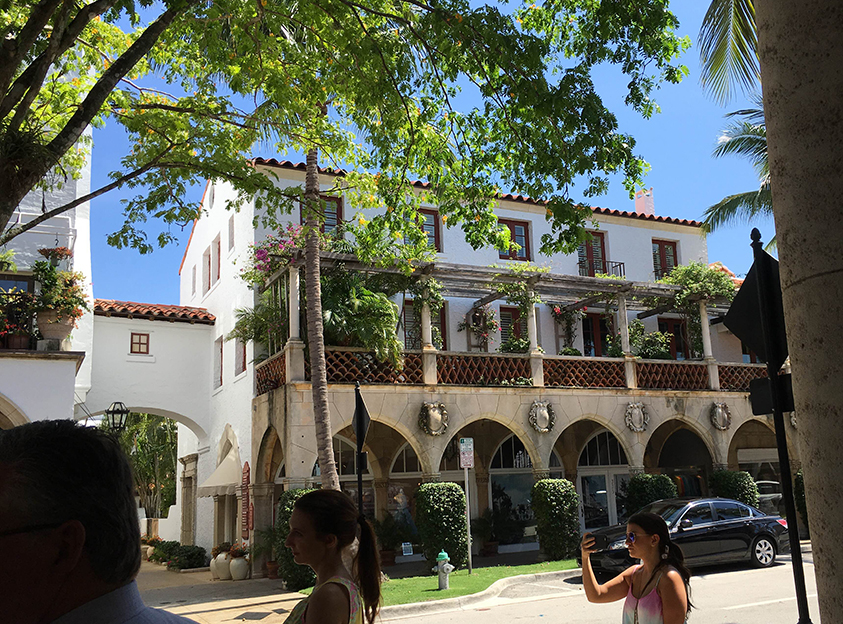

{"left": 230, "top": 556, "right": 249, "bottom": 581}
{"left": 36, "top": 310, "right": 74, "bottom": 341}
{"left": 210, "top": 555, "right": 219, "bottom": 580}
{"left": 147, "top": 546, "right": 156, "bottom": 560}
{"left": 215, "top": 553, "right": 232, "bottom": 580}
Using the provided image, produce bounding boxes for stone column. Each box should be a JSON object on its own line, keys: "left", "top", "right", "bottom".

{"left": 289, "top": 266, "right": 300, "bottom": 340}
{"left": 619, "top": 295, "right": 637, "bottom": 389}
{"left": 213, "top": 495, "right": 225, "bottom": 546}
{"left": 421, "top": 472, "right": 441, "bottom": 483}
{"left": 285, "top": 266, "right": 306, "bottom": 383}
{"left": 421, "top": 300, "right": 438, "bottom": 385}
{"left": 527, "top": 304, "right": 539, "bottom": 353}
{"left": 179, "top": 453, "right": 198, "bottom": 545}
{"left": 699, "top": 300, "right": 720, "bottom": 390}
{"left": 250, "top": 483, "right": 276, "bottom": 578}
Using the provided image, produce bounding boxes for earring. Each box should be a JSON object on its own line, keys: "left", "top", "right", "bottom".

{"left": 661, "top": 545, "right": 668, "bottom": 560}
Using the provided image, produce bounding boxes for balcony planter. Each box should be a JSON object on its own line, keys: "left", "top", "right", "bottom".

{"left": 5, "top": 332, "right": 30, "bottom": 349}
{"left": 36, "top": 310, "right": 74, "bottom": 341}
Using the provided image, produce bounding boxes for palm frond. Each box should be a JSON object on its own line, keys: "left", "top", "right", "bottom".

{"left": 713, "top": 121, "right": 768, "bottom": 179}
{"left": 699, "top": 0, "right": 759, "bottom": 104}
{"left": 701, "top": 188, "right": 772, "bottom": 232}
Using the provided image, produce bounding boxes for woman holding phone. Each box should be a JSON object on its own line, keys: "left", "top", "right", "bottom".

{"left": 581, "top": 512, "right": 692, "bottom": 624}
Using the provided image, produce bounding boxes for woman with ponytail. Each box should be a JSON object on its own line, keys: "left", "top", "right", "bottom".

{"left": 581, "top": 512, "right": 692, "bottom": 624}
{"left": 284, "top": 490, "right": 382, "bottom": 624}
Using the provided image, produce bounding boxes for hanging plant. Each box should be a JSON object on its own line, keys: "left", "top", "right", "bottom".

{"left": 37, "top": 247, "right": 73, "bottom": 265}
{"left": 548, "top": 304, "right": 585, "bottom": 349}
{"left": 457, "top": 305, "right": 499, "bottom": 349}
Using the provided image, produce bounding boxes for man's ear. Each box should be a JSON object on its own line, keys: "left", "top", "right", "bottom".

{"left": 51, "top": 520, "right": 86, "bottom": 574}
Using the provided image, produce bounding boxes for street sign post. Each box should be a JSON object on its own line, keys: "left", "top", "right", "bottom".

{"left": 459, "top": 437, "right": 474, "bottom": 573}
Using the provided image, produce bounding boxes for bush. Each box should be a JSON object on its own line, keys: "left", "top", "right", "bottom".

{"left": 373, "top": 513, "right": 412, "bottom": 551}
{"left": 558, "top": 347, "right": 582, "bottom": 356}
{"left": 276, "top": 488, "right": 317, "bottom": 591}
{"left": 416, "top": 482, "right": 468, "bottom": 568}
{"left": 794, "top": 469, "right": 809, "bottom": 530}
{"left": 149, "top": 540, "right": 180, "bottom": 564}
{"left": 168, "top": 545, "right": 207, "bottom": 570}
{"left": 709, "top": 470, "right": 759, "bottom": 507}
{"left": 625, "top": 473, "right": 678, "bottom": 514}
{"left": 531, "top": 479, "right": 581, "bottom": 560}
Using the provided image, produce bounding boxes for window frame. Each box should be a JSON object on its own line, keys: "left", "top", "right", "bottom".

{"left": 419, "top": 208, "right": 442, "bottom": 252}
{"left": 213, "top": 337, "right": 223, "bottom": 389}
{"left": 498, "top": 219, "right": 531, "bottom": 261}
{"left": 234, "top": 337, "right": 247, "bottom": 376}
{"left": 658, "top": 317, "right": 690, "bottom": 360}
{"left": 130, "top": 332, "right": 150, "bottom": 355}
{"left": 577, "top": 231, "right": 606, "bottom": 277}
{"left": 652, "top": 239, "right": 678, "bottom": 280}
{"left": 228, "top": 215, "right": 235, "bottom": 251}
{"left": 582, "top": 313, "right": 613, "bottom": 357}
{"left": 499, "top": 306, "right": 528, "bottom": 343}
{"left": 0, "top": 272, "right": 35, "bottom": 292}
{"left": 300, "top": 195, "right": 344, "bottom": 234}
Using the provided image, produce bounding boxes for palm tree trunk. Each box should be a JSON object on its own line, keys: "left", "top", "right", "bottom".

{"left": 304, "top": 147, "right": 340, "bottom": 490}
{"left": 756, "top": 2, "right": 843, "bottom": 621}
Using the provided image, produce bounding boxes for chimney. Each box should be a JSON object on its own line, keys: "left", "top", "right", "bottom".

{"left": 634, "top": 187, "right": 655, "bottom": 216}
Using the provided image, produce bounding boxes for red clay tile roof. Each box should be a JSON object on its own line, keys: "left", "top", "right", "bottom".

{"left": 94, "top": 299, "right": 216, "bottom": 325}
{"left": 251, "top": 158, "right": 704, "bottom": 228}
{"left": 709, "top": 262, "right": 745, "bottom": 288}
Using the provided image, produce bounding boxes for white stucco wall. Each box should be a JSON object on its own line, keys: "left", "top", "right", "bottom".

{"left": 0, "top": 354, "right": 81, "bottom": 421}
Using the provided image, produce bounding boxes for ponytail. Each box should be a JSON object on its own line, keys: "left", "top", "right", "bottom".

{"left": 355, "top": 516, "right": 382, "bottom": 624}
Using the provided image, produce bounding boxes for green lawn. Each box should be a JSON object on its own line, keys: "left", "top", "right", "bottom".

{"left": 301, "top": 559, "right": 578, "bottom": 606}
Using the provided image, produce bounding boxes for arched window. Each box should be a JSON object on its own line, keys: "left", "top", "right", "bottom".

{"left": 391, "top": 443, "right": 421, "bottom": 474}
{"left": 439, "top": 437, "right": 461, "bottom": 472}
{"left": 491, "top": 434, "right": 533, "bottom": 470}
{"left": 312, "top": 437, "right": 371, "bottom": 477}
{"left": 578, "top": 430, "right": 628, "bottom": 467}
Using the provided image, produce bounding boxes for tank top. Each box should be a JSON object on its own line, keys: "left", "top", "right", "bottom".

{"left": 285, "top": 576, "right": 363, "bottom": 624}
{"left": 621, "top": 565, "right": 664, "bottom": 624}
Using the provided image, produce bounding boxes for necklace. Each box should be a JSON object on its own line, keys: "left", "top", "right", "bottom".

{"left": 633, "top": 566, "right": 661, "bottom": 624}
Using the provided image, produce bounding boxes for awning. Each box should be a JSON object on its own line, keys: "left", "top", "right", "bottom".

{"left": 197, "top": 448, "right": 241, "bottom": 497}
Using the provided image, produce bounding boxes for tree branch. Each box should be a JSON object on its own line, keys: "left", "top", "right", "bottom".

{"left": 0, "top": 0, "right": 63, "bottom": 95}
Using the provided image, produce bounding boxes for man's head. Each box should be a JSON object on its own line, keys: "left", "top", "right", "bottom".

{"left": 0, "top": 420, "right": 141, "bottom": 622}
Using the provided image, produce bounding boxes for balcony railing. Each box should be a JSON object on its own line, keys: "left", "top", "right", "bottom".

{"left": 544, "top": 356, "right": 626, "bottom": 388}
{"left": 437, "top": 352, "right": 532, "bottom": 386}
{"left": 578, "top": 259, "right": 625, "bottom": 278}
{"left": 255, "top": 351, "right": 286, "bottom": 395}
{"left": 636, "top": 360, "right": 709, "bottom": 390}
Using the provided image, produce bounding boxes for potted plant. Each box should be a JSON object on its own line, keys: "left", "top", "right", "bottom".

{"left": 32, "top": 260, "right": 89, "bottom": 341}
{"left": 209, "top": 545, "right": 220, "bottom": 579}
{"left": 37, "top": 246, "right": 73, "bottom": 267}
{"left": 228, "top": 542, "right": 250, "bottom": 581}
{"left": 215, "top": 541, "right": 232, "bottom": 580}
{"left": 1, "top": 289, "right": 36, "bottom": 349}
{"left": 373, "top": 513, "right": 408, "bottom": 567}
{"left": 252, "top": 524, "right": 285, "bottom": 579}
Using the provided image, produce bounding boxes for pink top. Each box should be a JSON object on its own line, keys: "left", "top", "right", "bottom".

{"left": 621, "top": 566, "right": 664, "bottom": 624}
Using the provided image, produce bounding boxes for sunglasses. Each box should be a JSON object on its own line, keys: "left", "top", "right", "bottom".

{"left": 625, "top": 531, "right": 645, "bottom": 543}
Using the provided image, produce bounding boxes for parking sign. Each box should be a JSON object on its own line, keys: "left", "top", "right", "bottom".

{"left": 459, "top": 437, "right": 474, "bottom": 469}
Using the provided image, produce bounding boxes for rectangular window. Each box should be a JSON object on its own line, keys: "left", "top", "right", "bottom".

{"left": 653, "top": 239, "right": 678, "bottom": 280}
{"left": 130, "top": 332, "right": 149, "bottom": 355}
{"left": 213, "top": 337, "right": 223, "bottom": 388}
{"left": 658, "top": 317, "right": 689, "bottom": 360}
{"left": 0, "top": 273, "right": 35, "bottom": 292}
{"left": 498, "top": 219, "right": 531, "bottom": 261}
{"left": 202, "top": 248, "right": 211, "bottom": 294}
{"left": 578, "top": 231, "right": 606, "bottom": 277}
{"left": 191, "top": 265, "right": 196, "bottom": 296}
{"left": 300, "top": 195, "right": 343, "bottom": 234}
{"left": 500, "top": 306, "right": 528, "bottom": 343}
{"left": 234, "top": 338, "right": 247, "bottom": 376}
{"left": 228, "top": 215, "right": 235, "bottom": 251}
{"left": 420, "top": 209, "right": 441, "bottom": 252}
{"left": 402, "top": 301, "right": 447, "bottom": 350}
{"left": 582, "top": 313, "right": 612, "bottom": 357}
{"left": 214, "top": 236, "right": 221, "bottom": 282}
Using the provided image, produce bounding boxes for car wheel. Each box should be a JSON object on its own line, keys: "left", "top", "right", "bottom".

{"left": 751, "top": 536, "right": 776, "bottom": 568}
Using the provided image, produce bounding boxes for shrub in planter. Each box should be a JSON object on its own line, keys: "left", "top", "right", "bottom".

{"left": 624, "top": 473, "right": 678, "bottom": 515}
{"left": 276, "top": 488, "right": 316, "bottom": 591}
{"left": 416, "top": 482, "right": 468, "bottom": 567}
{"left": 709, "top": 470, "right": 759, "bottom": 507}
{"left": 168, "top": 545, "right": 207, "bottom": 570}
{"left": 149, "top": 540, "right": 180, "bottom": 564}
{"left": 531, "top": 479, "right": 581, "bottom": 560}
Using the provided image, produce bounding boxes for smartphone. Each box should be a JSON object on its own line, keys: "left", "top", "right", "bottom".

{"left": 591, "top": 534, "right": 609, "bottom": 551}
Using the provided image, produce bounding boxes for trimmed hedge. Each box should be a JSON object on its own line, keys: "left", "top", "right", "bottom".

{"left": 709, "top": 470, "right": 759, "bottom": 507}
{"left": 531, "top": 479, "right": 581, "bottom": 560}
{"left": 416, "top": 482, "right": 468, "bottom": 567}
{"left": 625, "top": 473, "right": 678, "bottom": 514}
{"left": 276, "top": 488, "right": 317, "bottom": 591}
{"left": 167, "top": 545, "right": 207, "bottom": 570}
{"left": 149, "top": 540, "right": 180, "bottom": 564}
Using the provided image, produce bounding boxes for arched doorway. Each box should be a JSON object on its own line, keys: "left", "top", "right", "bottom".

{"left": 312, "top": 435, "right": 374, "bottom": 516}
{"left": 647, "top": 423, "right": 713, "bottom": 498}
{"left": 729, "top": 420, "right": 783, "bottom": 515}
{"left": 577, "top": 429, "right": 629, "bottom": 530}
{"left": 388, "top": 443, "right": 422, "bottom": 535}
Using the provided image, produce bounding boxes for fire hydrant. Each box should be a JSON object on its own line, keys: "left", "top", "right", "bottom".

{"left": 432, "top": 550, "right": 455, "bottom": 590}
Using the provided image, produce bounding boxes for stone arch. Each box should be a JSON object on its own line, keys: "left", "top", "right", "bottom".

{"left": 84, "top": 405, "right": 208, "bottom": 446}
{"left": 436, "top": 417, "right": 541, "bottom": 473}
{"left": 255, "top": 426, "right": 283, "bottom": 484}
{"left": 727, "top": 419, "right": 778, "bottom": 468}
{"left": 334, "top": 421, "right": 424, "bottom": 481}
{"left": 645, "top": 419, "right": 714, "bottom": 498}
{"left": 552, "top": 417, "right": 633, "bottom": 481}
{"left": 0, "top": 392, "right": 28, "bottom": 429}
{"left": 644, "top": 417, "right": 719, "bottom": 470}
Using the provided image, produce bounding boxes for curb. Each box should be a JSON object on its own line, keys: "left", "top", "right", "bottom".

{"left": 379, "top": 568, "right": 581, "bottom": 619}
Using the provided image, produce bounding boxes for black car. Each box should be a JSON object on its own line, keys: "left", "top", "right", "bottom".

{"left": 578, "top": 497, "right": 790, "bottom": 575}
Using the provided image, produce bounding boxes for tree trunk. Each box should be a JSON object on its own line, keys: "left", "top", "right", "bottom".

{"left": 756, "top": 2, "right": 843, "bottom": 621}
{"left": 303, "top": 147, "right": 340, "bottom": 490}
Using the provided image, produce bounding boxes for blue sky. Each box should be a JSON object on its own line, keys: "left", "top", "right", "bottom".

{"left": 88, "top": 1, "right": 773, "bottom": 305}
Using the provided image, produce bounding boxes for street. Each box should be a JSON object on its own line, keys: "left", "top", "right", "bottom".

{"left": 382, "top": 552, "right": 820, "bottom": 624}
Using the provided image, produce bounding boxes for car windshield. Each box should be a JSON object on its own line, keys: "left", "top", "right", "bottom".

{"left": 638, "top": 501, "right": 687, "bottom": 526}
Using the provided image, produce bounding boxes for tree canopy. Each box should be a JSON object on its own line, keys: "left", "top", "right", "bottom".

{"left": 3, "top": 0, "right": 689, "bottom": 254}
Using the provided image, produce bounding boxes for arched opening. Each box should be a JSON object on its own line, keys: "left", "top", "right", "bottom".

{"left": 387, "top": 442, "right": 422, "bottom": 537}
{"left": 729, "top": 420, "right": 783, "bottom": 515}
{"left": 577, "top": 429, "right": 630, "bottom": 530}
{"left": 313, "top": 435, "right": 374, "bottom": 517}
{"left": 646, "top": 421, "right": 713, "bottom": 498}
{"left": 0, "top": 392, "right": 28, "bottom": 429}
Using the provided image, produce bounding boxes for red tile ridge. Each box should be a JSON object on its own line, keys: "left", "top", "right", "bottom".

{"left": 94, "top": 299, "right": 216, "bottom": 324}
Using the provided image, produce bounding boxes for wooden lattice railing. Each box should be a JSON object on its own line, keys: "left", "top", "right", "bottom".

{"left": 544, "top": 357, "right": 626, "bottom": 388}
{"left": 636, "top": 360, "right": 709, "bottom": 390}
{"left": 718, "top": 363, "right": 768, "bottom": 392}
{"left": 255, "top": 352, "right": 286, "bottom": 396}
{"left": 319, "top": 348, "right": 424, "bottom": 384}
{"left": 437, "top": 352, "right": 532, "bottom": 386}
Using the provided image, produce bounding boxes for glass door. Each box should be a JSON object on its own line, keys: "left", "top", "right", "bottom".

{"left": 579, "top": 473, "right": 610, "bottom": 530}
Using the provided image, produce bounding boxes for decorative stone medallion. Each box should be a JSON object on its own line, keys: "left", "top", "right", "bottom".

{"left": 419, "top": 401, "right": 449, "bottom": 436}
{"left": 710, "top": 402, "right": 732, "bottom": 431}
{"left": 529, "top": 400, "right": 556, "bottom": 433}
{"left": 625, "top": 402, "right": 649, "bottom": 433}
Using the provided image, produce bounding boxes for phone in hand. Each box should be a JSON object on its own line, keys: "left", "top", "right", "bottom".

{"left": 591, "top": 534, "right": 609, "bottom": 551}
